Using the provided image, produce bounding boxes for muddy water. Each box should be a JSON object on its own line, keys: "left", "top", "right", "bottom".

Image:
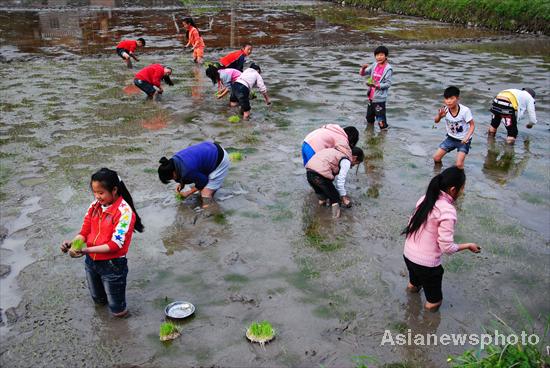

{"left": 1, "top": 1, "right": 549, "bottom": 367}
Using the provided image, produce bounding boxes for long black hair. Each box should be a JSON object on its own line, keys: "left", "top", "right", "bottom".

{"left": 183, "top": 17, "right": 200, "bottom": 38}
{"left": 91, "top": 168, "right": 144, "bottom": 233}
{"left": 205, "top": 64, "right": 220, "bottom": 85}
{"left": 344, "top": 126, "right": 359, "bottom": 148}
{"left": 402, "top": 166, "right": 465, "bottom": 238}
{"left": 158, "top": 157, "right": 176, "bottom": 184}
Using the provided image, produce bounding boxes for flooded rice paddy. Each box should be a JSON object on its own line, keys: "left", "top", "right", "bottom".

{"left": 0, "top": 1, "right": 549, "bottom": 367}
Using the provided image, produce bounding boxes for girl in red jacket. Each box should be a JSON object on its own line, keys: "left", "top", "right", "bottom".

{"left": 61, "top": 168, "right": 144, "bottom": 317}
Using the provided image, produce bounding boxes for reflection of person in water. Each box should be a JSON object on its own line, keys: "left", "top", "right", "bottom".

{"left": 482, "top": 136, "right": 531, "bottom": 185}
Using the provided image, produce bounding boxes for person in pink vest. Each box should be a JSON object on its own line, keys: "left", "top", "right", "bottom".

{"left": 402, "top": 166, "right": 480, "bottom": 312}
{"left": 302, "top": 124, "right": 359, "bottom": 166}
{"left": 305, "top": 146, "right": 364, "bottom": 218}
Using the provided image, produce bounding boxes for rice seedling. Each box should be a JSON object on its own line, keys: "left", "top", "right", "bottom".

{"left": 246, "top": 320, "right": 275, "bottom": 346}
{"left": 175, "top": 192, "right": 186, "bottom": 201}
{"left": 229, "top": 152, "right": 243, "bottom": 162}
{"left": 366, "top": 76, "right": 374, "bottom": 85}
{"left": 159, "top": 321, "right": 181, "bottom": 342}
{"left": 69, "top": 238, "right": 85, "bottom": 258}
{"left": 228, "top": 115, "right": 241, "bottom": 124}
{"left": 249, "top": 91, "right": 257, "bottom": 100}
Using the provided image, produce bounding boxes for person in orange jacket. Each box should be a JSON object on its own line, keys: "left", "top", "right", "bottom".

{"left": 182, "top": 17, "right": 205, "bottom": 64}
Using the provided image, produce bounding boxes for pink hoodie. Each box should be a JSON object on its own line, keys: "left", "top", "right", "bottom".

{"left": 304, "top": 124, "right": 352, "bottom": 160}
{"left": 403, "top": 191, "right": 459, "bottom": 267}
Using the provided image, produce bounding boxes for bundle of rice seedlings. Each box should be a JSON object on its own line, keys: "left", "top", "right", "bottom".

{"left": 366, "top": 76, "right": 374, "bottom": 85}
{"left": 228, "top": 115, "right": 240, "bottom": 124}
{"left": 246, "top": 320, "right": 275, "bottom": 346}
{"left": 69, "top": 238, "right": 85, "bottom": 258}
{"left": 175, "top": 192, "right": 186, "bottom": 202}
{"left": 229, "top": 152, "right": 243, "bottom": 162}
{"left": 159, "top": 321, "right": 181, "bottom": 342}
{"left": 249, "top": 91, "right": 257, "bottom": 100}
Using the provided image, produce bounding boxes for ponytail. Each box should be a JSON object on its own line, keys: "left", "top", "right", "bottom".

{"left": 205, "top": 65, "right": 220, "bottom": 85}
{"left": 90, "top": 168, "right": 144, "bottom": 233}
{"left": 158, "top": 156, "right": 176, "bottom": 184}
{"left": 402, "top": 166, "right": 465, "bottom": 238}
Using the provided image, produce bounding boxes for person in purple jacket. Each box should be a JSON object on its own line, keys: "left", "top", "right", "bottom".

{"left": 158, "top": 141, "right": 230, "bottom": 208}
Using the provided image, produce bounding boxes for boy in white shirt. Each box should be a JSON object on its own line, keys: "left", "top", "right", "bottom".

{"left": 433, "top": 86, "right": 475, "bottom": 169}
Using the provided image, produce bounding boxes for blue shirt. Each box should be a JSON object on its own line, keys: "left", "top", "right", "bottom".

{"left": 173, "top": 142, "right": 221, "bottom": 190}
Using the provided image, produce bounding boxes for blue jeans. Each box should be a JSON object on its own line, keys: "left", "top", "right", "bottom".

{"left": 301, "top": 141, "right": 315, "bottom": 166}
{"left": 439, "top": 135, "right": 472, "bottom": 154}
{"left": 85, "top": 256, "right": 128, "bottom": 314}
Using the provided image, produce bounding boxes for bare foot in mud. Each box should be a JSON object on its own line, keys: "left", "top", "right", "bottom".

{"left": 406, "top": 282, "right": 421, "bottom": 293}
{"left": 424, "top": 301, "right": 442, "bottom": 312}
{"left": 112, "top": 309, "right": 129, "bottom": 318}
{"left": 318, "top": 199, "right": 326, "bottom": 206}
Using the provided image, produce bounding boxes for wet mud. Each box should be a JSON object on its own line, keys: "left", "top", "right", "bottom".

{"left": 0, "top": 0, "right": 549, "bottom": 367}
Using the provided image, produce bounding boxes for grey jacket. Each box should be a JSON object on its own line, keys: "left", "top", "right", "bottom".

{"left": 362, "top": 63, "right": 393, "bottom": 102}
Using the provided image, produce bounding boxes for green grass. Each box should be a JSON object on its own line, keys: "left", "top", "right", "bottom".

{"left": 159, "top": 322, "right": 179, "bottom": 338}
{"left": 342, "top": 0, "right": 550, "bottom": 34}
{"left": 247, "top": 321, "right": 275, "bottom": 339}
{"left": 447, "top": 305, "right": 550, "bottom": 367}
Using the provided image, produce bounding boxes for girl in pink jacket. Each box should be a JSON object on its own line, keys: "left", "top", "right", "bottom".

{"left": 402, "top": 166, "right": 480, "bottom": 312}
{"left": 302, "top": 124, "right": 359, "bottom": 166}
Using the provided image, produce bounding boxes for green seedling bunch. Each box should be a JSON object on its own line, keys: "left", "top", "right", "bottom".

{"left": 175, "top": 192, "right": 186, "bottom": 202}
{"left": 366, "top": 76, "right": 374, "bottom": 85}
{"left": 229, "top": 152, "right": 243, "bottom": 162}
{"left": 248, "top": 320, "right": 275, "bottom": 340}
{"left": 71, "top": 238, "right": 85, "bottom": 251}
{"left": 159, "top": 321, "right": 181, "bottom": 341}
{"left": 249, "top": 91, "right": 257, "bottom": 100}
{"left": 228, "top": 115, "right": 240, "bottom": 124}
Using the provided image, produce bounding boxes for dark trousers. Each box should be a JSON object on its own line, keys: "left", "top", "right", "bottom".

{"left": 85, "top": 256, "right": 128, "bottom": 314}
{"left": 490, "top": 100, "right": 518, "bottom": 138}
{"left": 403, "top": 255, "right": 444, "bottom": 303}
{"left": 306, "top": 170, "right": 340, "bottom": 204}
{"left": 366, "top": 100, "right": 387, "bottom": 127}
{"left": 230, "top": 82, "right": 251, "bottom": 112}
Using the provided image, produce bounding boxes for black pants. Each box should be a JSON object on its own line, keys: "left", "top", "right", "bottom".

{"left": 366, "top": 100, "right": 387, "bottom": 128}
{"left": 230, "top": 82, "right": 251, "bottom": 112}
{"left": 490, "top": 100, "right": 518, "bottom": 138}
{"left": 403, "top": 255, "right": 444, "bottom": 303}
{"left": 306, "top": 170, "right": 340, "bottom": 204}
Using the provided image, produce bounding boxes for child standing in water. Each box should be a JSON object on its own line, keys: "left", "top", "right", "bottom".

{"left": 402, "top": 166, "right": 480, "bottom": 312}
{"left": 60, "top": 168, "right": 144, "bottom": 317}
{"left": 115, "top": 38, "right": 145, "bottom": 68}
{"left": 157, "top": 141, "right": 230, "bottom": 208}
{"left": 305, "top": 146, "right": 364, "bottom": 218}
{"left": 302, "top": 124, "right": 359, "bottom": 166}
{"left": 182, "top": 17, "right": 205, "bottom": 64}
{"left": 230, "top": 63, "right": 271, "bottom": 120}
{"left": 359, "top": 46, "right": 393, "bottom": 130}
{"left": 433, "top": 86, "right": 475, "bottom": 169}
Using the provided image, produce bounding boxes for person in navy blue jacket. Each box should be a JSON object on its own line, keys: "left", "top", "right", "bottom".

{"left": 158, "top": 141, "right": 230, "bottom": 208}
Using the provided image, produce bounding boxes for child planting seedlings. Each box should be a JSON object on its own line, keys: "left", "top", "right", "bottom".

{"left": 159, "top": 321, "right": 181, "bottom": 341}
{"left": 229, "top": 63, "right": 271, "bottom": 120}
{"left": 158, "top": 141, "right": 231, "bottom": 208}
{"left": 246, "top": 320, "right": 275, "bottom": 346}
{"left": 302, "top": 124, "right": 359, "bottom": 166}
{"left": 115, "top": 38, "right": 145, "bottom": 68}
{"left": 134, "top": 64, "right": 174, "bottom": 99}
{"left": 206, "top": 65, "right": 241, "bottom": 99}
{"left": 60, "top": 168, "right": 144, "bottom": 318}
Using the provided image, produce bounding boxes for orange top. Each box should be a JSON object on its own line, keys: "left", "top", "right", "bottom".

{"left": 188, "top": 26, "right": 205, "bottom": 49}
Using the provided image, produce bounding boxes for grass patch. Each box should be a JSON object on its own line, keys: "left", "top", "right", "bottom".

{"left": 304, "top": 220, "right": 343, "bottom": 252}
{"left": 224, "top": 274, "right": 249, "bottom": 283}
{"left": 212, "top": 213, "right": 227, "bottom": 225}
{"left": 143, "top": 168, "right": 156, "bottom": 174}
